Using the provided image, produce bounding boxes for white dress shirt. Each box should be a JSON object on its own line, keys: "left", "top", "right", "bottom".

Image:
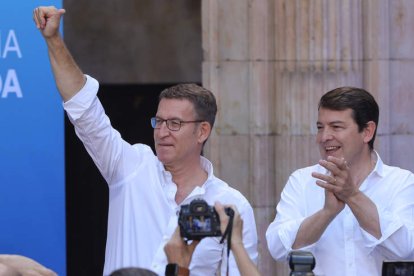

{"left": 63, "top": 75, "right": 258, "bottom": 276}
{"left": 266, "top": 152, "right": 414, "bottom": 276}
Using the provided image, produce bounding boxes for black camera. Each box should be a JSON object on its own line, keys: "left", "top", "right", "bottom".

{"left": 288, "top": 250, "right": 316, "bottom": 276}
{"left": 178, "top": 199, "right": 230, "bottom": 240}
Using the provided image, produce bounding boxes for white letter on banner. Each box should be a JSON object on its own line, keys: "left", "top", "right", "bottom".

{"left": 1, "top": 69, "right": 22, "bottom": 98}
{"left": 2, "top": 30, "right": 22, "bottom": 58}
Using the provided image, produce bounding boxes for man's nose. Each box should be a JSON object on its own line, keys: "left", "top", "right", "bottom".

{"left": 319, "top": 128, "right": 334, "bottom": 142}
{"left": 157, "top": 120, "right": 170, "bottom": 136}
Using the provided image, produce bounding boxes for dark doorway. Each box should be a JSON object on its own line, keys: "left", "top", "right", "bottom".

{"left": 65, "top": 84, "right": 171, "bottom": 276}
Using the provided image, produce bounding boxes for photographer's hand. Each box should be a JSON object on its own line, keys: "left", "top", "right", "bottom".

{"left": 0, "top": 254, "right": 57, "bottom": 276}
{"left": 214, "top": 202, "right": 261, "bottom": 276}
{"left": 164, "top": 227, "right": 200, "bottom": 269}
{"left": 215, "top": 202, "right": 243, "bottom": 247}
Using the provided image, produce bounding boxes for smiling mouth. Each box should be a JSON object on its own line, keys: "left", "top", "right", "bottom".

{"left": 325, "top": 146, "right": 340, "bottom": 152}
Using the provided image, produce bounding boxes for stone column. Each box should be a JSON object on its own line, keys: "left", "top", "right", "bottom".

{"left": 202, "top": 0, "right": 414, "bottom": 275}
{"left": 203, "top": 0, "right": 278, "bottom": 274}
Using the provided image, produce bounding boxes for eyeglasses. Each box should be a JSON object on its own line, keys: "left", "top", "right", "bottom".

{"left": 150, "top": 117, "right": 204, "bottom": 131}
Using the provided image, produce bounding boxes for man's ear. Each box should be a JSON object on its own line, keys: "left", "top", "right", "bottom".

{"left": 363, "top": 121, "right": 376, "bottom": 144}
{"left": 197, "top": 122, "right": 211, "bottom": 144}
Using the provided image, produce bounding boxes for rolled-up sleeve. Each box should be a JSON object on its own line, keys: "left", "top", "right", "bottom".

{"left": 63, "top": 74, "right": 99, "bottom": 120}
{"left": 266, "top": 169, "right": 318, "bottom": 261}
{"left": 361, "top": 173, "right": 414, "bottom": 259}
{"left": 62, "top": 74, "right": 142, "bottom": 185}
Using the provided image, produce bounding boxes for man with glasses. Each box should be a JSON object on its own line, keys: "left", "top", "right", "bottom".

{"left": 33, "top": 6, "right": 258, "bottom": 276}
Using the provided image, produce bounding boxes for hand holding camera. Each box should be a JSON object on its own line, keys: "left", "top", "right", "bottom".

{"left": 165, "top": 200, "right": 260, "bottom": 276}
{"left": 164, "top": 228, "right": 200, "bottom": 270}
{"left": 165, "top": 199, "right": 235, "bottom": 275}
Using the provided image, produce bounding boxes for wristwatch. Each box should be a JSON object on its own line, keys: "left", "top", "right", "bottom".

{"left": 165, "top": 263, "right": 190, "bottom": 276}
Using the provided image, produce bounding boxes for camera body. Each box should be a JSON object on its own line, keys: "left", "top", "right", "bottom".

{"left": 288, "top": 250, "right": 316, "bottom": 276}
{"left": 178, "top": 199, "right": 222, "bottom": 240}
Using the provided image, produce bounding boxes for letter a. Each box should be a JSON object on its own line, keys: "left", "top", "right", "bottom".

{"left": 1, "top": 69, "right": 23, "bottom": 98}
{"left": 2, "top": 30, "right": 22, "bottom": 58}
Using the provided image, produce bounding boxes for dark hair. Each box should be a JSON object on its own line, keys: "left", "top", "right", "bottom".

{"left": 109, "top": 267, "right": 157, "bottom": 276}
{"left": 159, "top": 83, "right": 217, "bottom": 129}
{"left": 318, "top": 87, "right": 379, "bottom": 150}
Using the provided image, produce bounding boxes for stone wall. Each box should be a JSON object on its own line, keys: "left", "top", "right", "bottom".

{"left": 202, "top": 0, "right": 414, "bottom": 275}
{"left": 63, "top": 0, "right": 202, "bottom": 84}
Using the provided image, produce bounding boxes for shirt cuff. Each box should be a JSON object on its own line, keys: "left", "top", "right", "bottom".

{"left": 279, "top": 217, "right": 315, "bottom": 252}
{"left": 360, "top": 209, "right": 403, "bottom": 251}
{"left": 63, "top": 74, "right": 99, "bottom": 120}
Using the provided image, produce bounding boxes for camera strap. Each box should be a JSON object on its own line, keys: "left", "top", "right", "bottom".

{"left": 219, "top": 211, "right": 234, "bottom": 276}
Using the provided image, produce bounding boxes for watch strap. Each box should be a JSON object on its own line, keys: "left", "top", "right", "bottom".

{"left": 165, "top": 263, "right": 190, "bottom": 276}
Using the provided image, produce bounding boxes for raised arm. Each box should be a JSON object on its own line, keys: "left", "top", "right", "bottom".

{"left": 33, "top": 6, "right": 85, "bottom": 102}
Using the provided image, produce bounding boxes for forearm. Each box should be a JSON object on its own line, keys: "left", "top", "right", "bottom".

{"left": 231, "top": 242, "right": 260, "bottom": 276}
{"left": 46, "top": 34, "right": 85, "bottom": 102}
{"left": 346, "top": 191, "right": 381, "bottom": 239}
{"left": 292, "top": 209, "right": 337, "bottom": 249}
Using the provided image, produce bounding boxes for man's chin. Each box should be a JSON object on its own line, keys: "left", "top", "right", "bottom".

{"left": 320, "top": 151, "right": 336, "bottom": 160}
{"left": 157, "top": 155, "right": 172, "bottom": 166}
{"left": 322, "top": 152, "right": 343, "bottom": 160}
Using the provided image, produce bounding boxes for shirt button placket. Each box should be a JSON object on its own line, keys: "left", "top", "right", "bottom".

{"left": 344, "top": 208, "right": 356, "bottom": 275}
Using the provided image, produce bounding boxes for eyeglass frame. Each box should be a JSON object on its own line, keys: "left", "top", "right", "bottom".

{"left": 150, "top": 117, "right": 204, "bottom": 131}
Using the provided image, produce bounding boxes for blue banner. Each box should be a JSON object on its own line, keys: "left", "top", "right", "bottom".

{"left": 0, "top": 2, "right": 65, "bottom": 275}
